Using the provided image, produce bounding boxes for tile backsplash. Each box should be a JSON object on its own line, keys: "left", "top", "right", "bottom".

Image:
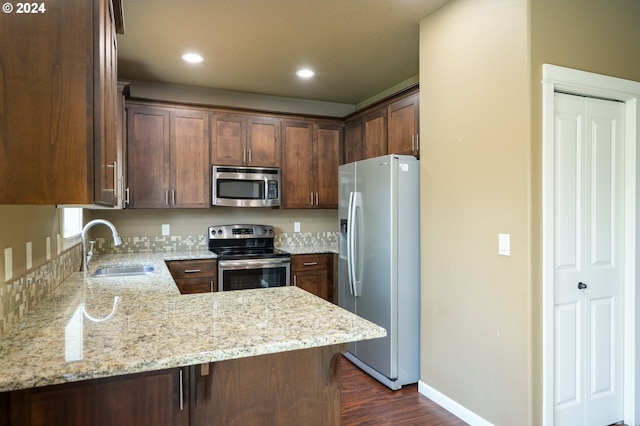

{"left": 92, "top": 232, "right": 338, "bottom": 254}
{"left": 0, "top": 245, "right": 81, "bottom": 336}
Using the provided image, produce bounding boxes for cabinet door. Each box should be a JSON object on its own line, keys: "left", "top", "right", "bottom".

{"left": 247, "top": 116, "right": 281, "bottom": 167}
{"left": 343, "top": 118, "right": 364, "bottom": 164}
{"left": 315, "top": 124, "right": 340, "bottom": 208}
{"left": 281, "top": 120, "right": 315, "bottom": 208}
{"left": 291, "top": 254, "right": 331, "bottom": 301}
{"left": 294, "top": 270, "right": 328, "bottom": 300}
{"left": 170, "top": 109, "right": 210, "bottom": 208}
{"left": 211, "top": 113, "right": 246, "bottom": 166}
{"left": 364, "top": 108, "right": 387, "bottom": 159}
{"left": 387, "top": 92, "right": 419, "bottom": 156}
{"left": 8, "top": 368, "right": 189, "bottom": 426}
{"left": 0, "top": 0, "right": 93, "bottom": 204}
{"left": 191, "top": 345, "right": 343, "bottom": 426}
{"left": 126, "top": 106, "right": 170, "bottom": 208}
{"left": 93, "top": 0, "right": 118, "bottom": 206}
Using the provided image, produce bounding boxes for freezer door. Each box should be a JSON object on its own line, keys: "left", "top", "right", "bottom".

{"left": 338, "top": 162, "right": 356, "bottom": 314}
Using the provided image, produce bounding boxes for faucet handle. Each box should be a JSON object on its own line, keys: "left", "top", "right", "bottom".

{"left": 88, "top": 240, "right": 95, "bottom": 256}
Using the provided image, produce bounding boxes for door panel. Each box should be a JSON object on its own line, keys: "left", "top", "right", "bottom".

{"left": 553, "top": 93, "right": 624, "bottom": 426}
{"left": 171, "top": 110, "right": 209, "bottom": 208}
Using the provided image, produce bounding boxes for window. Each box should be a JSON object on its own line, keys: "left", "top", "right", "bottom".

{"left": 61, "top": 207, "right": 83, "bottom": 239}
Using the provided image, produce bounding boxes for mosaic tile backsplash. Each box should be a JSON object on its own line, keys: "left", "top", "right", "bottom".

{"left": 0, "top": 244, "right": 81, "bottom": 336}
{"left": 92, "top": 232, "right": 338, "bottom": 254}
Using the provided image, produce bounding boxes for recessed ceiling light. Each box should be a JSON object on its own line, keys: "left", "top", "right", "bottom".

{"left": 296, "top": 69, "right": 315, "bottom": 78}
{"left": 182, "top": 53, "right": 203, "bottom": 63}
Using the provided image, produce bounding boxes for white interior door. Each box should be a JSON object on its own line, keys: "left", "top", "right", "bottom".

{"left": 553, "top": 92, "right": 625, "bottom": 425}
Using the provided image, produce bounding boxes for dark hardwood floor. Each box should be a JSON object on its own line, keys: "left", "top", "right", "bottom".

{"left": 341, "top": 356, "right": 468, "bottom": 426}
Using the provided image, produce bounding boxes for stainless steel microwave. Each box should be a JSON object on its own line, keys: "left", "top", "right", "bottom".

{"left": 211, "top": 165, "right": 281, "bottom": 207}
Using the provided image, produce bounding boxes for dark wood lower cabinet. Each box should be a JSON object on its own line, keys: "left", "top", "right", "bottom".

{"left": 191, "top": 344, "right": 344, "bottom": 426}
{"left": 5, "top": 368, "right": 189, "bottom": 426}
{"left": 291, "top": 253, "right": 338, "bottom": 304}
{"left": 2, "top": 344, "right": 345, "bottom": 426}
{"left": 166, "top": 259, "right": 217, "bottom": 294}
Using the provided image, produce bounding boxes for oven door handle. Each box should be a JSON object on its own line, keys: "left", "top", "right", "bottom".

{"left": 218, "top": 258, "right": 290, "bottom": 269}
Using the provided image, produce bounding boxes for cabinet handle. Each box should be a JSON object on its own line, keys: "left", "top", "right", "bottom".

{"left": 109, "top": 161, "right": 118, "bottom": 194}
{"left": 243, "top": 149, "right": 246, "bottom": 163}
{"left": 125, "top": 187, "right": 130, "bottom": 205}
{"left": 210, "top": 280, "right": 213, "bottom": 292}
{"left": 248, "top": 148, "right": 252, "bottom": 163}
{"left": 315, "top": 192, "right": 319, "bottom": 205}
{"left": 293, "top": 275, "right": 297, "bottom": 286}
{"left": 165, "top": 190, "right": 169, "bottom": 206}
{"left": 416, "top": 133, "right": 419, "bottom": 151}
{"left": 411, "top": 135, "right": 415, "bottom": 151}
{"left": 310, "top": 192, "right": 314, "bottom": 206}
{"left": 172, "top": 190, "right": 176, "bottom": 206}
{"left": 179, "top": 369, "right": 184, "bottom": 411}
{"left": 104, "top": 161, "right": 117, "bottom": 194}
{"left": 184, "top": 269, "right": 201, "bottom": 273}
{"left": 303, "top": 262, "right": 318, "bottom": 266}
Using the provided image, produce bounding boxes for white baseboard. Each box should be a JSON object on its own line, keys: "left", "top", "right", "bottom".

{"left": 418, "top": 380, "right": 494, "bottom": 426}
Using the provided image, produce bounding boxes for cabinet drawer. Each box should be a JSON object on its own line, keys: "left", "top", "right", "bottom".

{"left": 291, "top": 254, "right": 329, "bottom": 271}
{"left": 175, "top": 278, "right": 216, "bottom": 294}
{"left": 166, "top": 260, "right": 216, "bottom": 279}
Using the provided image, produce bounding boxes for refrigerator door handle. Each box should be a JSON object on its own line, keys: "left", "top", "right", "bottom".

{"left": 349, "top": 192, "right": 361, "bottom": 297}
{"left": 346, "top": 192, "right": 355, "bottom": 295}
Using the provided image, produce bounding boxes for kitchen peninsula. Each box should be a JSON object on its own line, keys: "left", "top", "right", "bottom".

{"left": 0, "top": 253, "right": 385, "bottom": 425}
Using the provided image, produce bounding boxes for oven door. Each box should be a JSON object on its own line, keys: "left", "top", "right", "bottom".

{"left": 218, "top": 258, "right": 290, "bottom": 291}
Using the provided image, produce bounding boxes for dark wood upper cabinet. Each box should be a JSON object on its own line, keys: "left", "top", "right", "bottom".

{"left": 343, "top": 119, "right": 365, "bottom": 164}
{"left": 211, "top": 114, "right": 280, "bottom": 167}
{"left": 126, "top": 104, "right": 209, "bottom": 209}
{"left": 363, "top": 108, "right": 388, "bottom": 159}
{"left": 342, "top": 86, "right": 419, "bottom": 164}
{"left": 281, "top": 120, "right": 341, "bottom": 209}
{"left": 0, "top": 0, "right": 124, "bottom": 205}
{"left": 387, "top": 92, "right": 419, "bottom": 157}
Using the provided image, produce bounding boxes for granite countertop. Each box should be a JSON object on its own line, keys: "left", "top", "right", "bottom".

{"left": 0, "top": 252, "right": 384, "bottom": 393}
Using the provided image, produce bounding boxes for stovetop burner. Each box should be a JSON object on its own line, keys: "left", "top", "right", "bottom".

{"left": 207, "top": 224, "right": 289, "bottom": 260}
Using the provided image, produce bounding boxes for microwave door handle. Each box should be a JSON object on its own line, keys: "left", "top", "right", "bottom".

{"left": 264, "top": 178, "right": 269, "bottom": 205}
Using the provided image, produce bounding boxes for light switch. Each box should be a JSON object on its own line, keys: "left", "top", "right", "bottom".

{"left": 499, "top": 234, "right": 510, "bottom": 256}
{"left": 162, "top": 224, "right": 170, "bottom": 236}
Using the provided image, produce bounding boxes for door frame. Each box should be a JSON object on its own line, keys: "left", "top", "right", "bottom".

{"left": 542, "top": 64, "right": 640, "bottom": 425}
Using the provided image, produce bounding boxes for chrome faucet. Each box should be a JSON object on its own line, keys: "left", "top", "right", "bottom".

{"left": 81, "top": 219, "right": 122, "bottom": 272}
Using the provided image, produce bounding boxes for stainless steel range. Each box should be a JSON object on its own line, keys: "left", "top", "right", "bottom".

{"left": 208, "top": 224, "right": 290, "bottom": 291}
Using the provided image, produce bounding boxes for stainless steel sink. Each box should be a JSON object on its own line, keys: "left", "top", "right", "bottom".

{"left": 93, "top": 264, "right": 155, "bottom": 277}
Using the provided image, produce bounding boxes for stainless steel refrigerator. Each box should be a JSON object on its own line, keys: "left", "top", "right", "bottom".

{"left": 338, "top": 154, "right": 420, "bottom": 390}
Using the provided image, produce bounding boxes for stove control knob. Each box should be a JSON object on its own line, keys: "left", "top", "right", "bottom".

{"left": 217, "top": 229, "right": 222, "bottom": 235}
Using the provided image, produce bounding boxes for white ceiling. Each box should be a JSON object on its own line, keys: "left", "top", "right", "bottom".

{"left": 116, "top": 0, "right": 450, "bottom": 105}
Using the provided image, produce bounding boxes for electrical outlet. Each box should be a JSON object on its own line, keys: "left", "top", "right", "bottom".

{"left": 162, "top": 224, "right": 170, "bottom": 236}
{"left": 46, "top": 237, "right": 51, "bottom": 260}
{"left": 4, "top": 247, "right": 12, "bottom": 282}
{"left": 26, "top": 241, "right": 32, "bottom": 270}
{"left": 294, "top": 222, "right": 301, "bottom": 232}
